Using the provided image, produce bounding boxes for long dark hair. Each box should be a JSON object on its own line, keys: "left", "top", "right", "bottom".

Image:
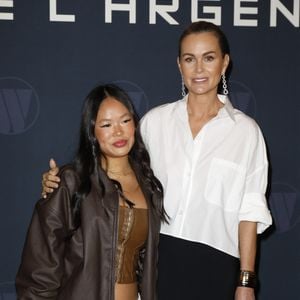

{"left": 71, "top": 84, "right": 167, "bottom": 229}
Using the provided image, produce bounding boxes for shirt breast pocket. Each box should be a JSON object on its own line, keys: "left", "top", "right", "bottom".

{"left": 204, "top": 158, "right": 246, "bottom": 212}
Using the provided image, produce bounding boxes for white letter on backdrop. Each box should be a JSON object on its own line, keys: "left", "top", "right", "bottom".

{"left": 49, "top": 0, "right": 75, "bottom": 22}
{"left": 270, "top": 0, "right": 299, "bottom": 27}
{"left": 0, "top": 0, "right": 14, "bottom": 20}
{"left": 149, "top": 0, "right": 179, "bottom": 25}
{"left": 105, "top": 0, "right": 136, "bottom": 24}
{"left": 234, "top": 0, "right": 258, "bottom": 26}
{"left": 191, "top": 0, "right": 221, "bottom": 25}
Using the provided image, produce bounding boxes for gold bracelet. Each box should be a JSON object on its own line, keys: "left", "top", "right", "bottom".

{"left": 237, "top": 270, "right": 257, "bottom": 288}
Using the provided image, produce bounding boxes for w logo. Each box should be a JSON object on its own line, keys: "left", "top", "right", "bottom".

{"left": 113, "top": 80, "right": 149, "bottom": 118}
{"left": 229, "top": 80, "right": 257, "bottom": 118}
{"left": 269, "top": 183, "right": 300, "bottom": 233}
{"left": 0, "top": 77, "right": 40, "bottom": 135}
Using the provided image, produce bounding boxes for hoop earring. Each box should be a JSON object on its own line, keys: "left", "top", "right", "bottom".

{"left": 222, "top": 74, "right": 228, "bottom": 95}
{"left": 181, "top": 76, "right": 186, "bottom": 98}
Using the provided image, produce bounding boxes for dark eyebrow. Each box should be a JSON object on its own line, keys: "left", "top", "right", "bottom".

{"left": 181, "top": 53, "right": 195, "bottom": 57}
{"left": 181, "top": 50, "right": 216, "bottom": 57}
{"left": 97, "top": 113, "right": 132, "bottom": 123}
{"left": 203, "top": 51, "right": 217, "bottom": 55}
{"left": 120, "top": 112, "right": 132, "bottom": 118}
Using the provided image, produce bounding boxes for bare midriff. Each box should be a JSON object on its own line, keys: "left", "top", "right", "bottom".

{"left": 115, "top": 282, "right": 138, "bottom": 300}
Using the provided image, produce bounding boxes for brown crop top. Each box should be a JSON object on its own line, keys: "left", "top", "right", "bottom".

{"left": 115, "top": 206, "right": 148, "bottom": 283}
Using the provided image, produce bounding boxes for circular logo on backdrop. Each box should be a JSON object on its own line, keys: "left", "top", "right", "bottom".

{"left": 269, "top": 182, "right": 300, "bottom": 233}
{"left": 113, "top": 80, "right": 149, "bottom": 118}
{"left": 0, "top": 77, "right": 40, "bottom": 135}
{"left": 228, "top": 80, "right": 257, "bottom": 118}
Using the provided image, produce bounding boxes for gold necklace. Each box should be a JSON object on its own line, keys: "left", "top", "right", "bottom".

{"left": 107, "top": 169, "right": 134, "bottom": 176}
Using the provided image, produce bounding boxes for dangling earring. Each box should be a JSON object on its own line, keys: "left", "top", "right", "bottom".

{"left": 91, "top": 138, "right": 98, "bottom": 160}
{"left": 222, "top": 74, "right": 228, "bottom": 95}
{"left": 181, "top": 76, "right": 186, "bottom": 98}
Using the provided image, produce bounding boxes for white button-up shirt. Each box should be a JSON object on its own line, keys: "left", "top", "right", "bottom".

{"left": 140, "top": 95, "right": 272, "bottom": 258}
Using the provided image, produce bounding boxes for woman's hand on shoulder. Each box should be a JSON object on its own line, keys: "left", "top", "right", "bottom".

{"left": 41, "top": 158, "right": 60, "bottom": 198}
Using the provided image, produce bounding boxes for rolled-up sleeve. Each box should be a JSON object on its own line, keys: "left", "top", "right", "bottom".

{"left": 239, "top": 124, "right": 272, "bottom": 233}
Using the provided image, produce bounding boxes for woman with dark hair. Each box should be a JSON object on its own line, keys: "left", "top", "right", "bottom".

{"left": 16, "top": 84, "right": 167, "bottom": 300}
{"left": 142, "top": 21, "right": 272, "bottom": 300}
{"left": 40, "top": 21, "right": 272, "bottom": 299}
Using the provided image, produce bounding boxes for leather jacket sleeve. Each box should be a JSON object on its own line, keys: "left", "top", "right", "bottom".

{"left": 16, "top": 183, "right": 71, "bottom": 299}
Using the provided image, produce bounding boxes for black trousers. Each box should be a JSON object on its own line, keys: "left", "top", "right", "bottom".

{"left": 157, "top": 234, "right": 239, "bottom": 300}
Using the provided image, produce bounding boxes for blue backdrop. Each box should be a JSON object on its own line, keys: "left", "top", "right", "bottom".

{"left": 0, "top": 0, "right": 299, "bottom": 299}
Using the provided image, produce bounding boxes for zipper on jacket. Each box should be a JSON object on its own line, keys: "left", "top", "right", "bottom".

{"left": 110, "top": 202, "right": 119, "bottom": 300}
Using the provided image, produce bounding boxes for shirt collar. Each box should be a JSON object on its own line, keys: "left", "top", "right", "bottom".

{"left": 217, "top": 94, "right": 236, "bottom": 122}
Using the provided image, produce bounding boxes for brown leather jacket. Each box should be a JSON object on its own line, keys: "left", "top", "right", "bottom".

{"left": 16, "top": 165, "right": 161, "bottom": 299}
